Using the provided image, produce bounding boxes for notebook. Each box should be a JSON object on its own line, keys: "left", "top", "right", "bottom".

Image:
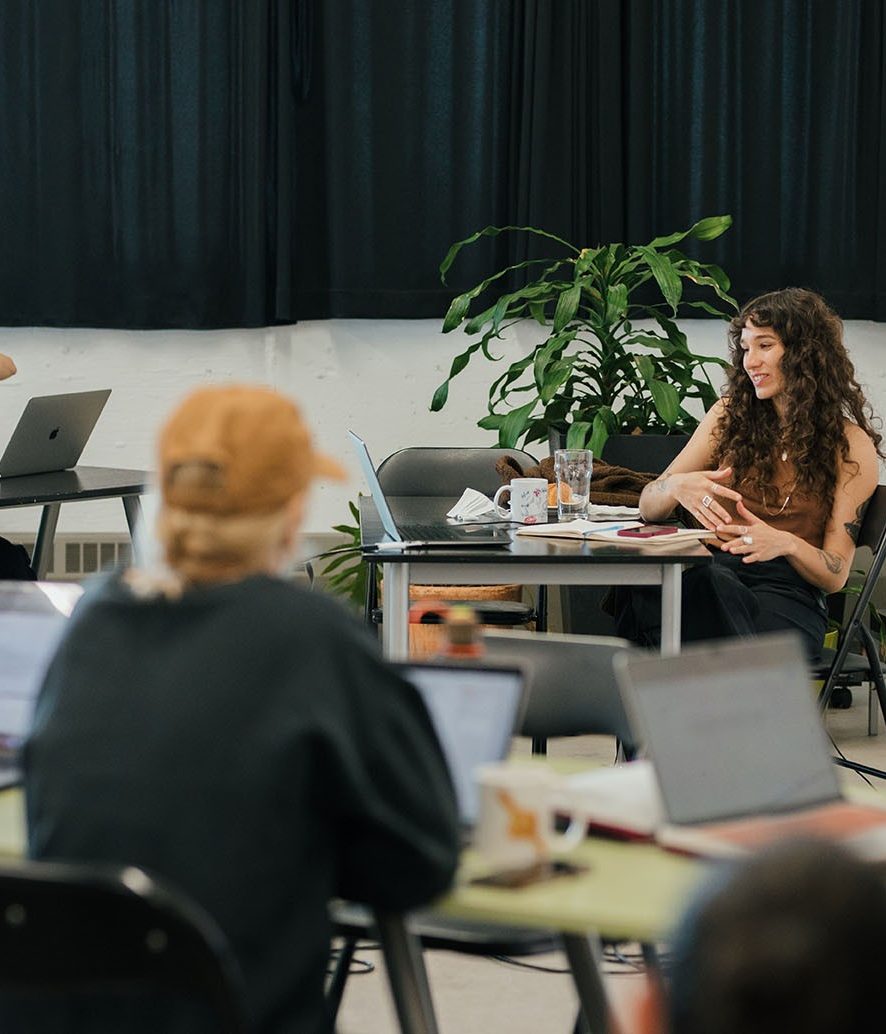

{"left": 615, "top": 633, "right": 886, "bottom": 859}
{"left": 348, "top": 430, "right": 512, "bottom": 549}
{"left": 0, "top": 389, "right": 112, "bottom": 478}
{"left": 0, "top": 582, "right": 83, "bottom": 788}
{"left": 394, "top": 660, "right": 526, "bottom": 833}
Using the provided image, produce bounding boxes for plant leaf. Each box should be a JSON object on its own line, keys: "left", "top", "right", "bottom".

{"left": 648, "top": 214, "right": 732, "bottom": 249}
{"left": 649, "top": 380, "right": 681, "bottom": 426}
{"left": 566, "top": 421, "right": 592, "bottom": 448}
{"left": 439, "top": 224, "right": 579, "bottom": 282}
{"left": 636, "top": 246, "right": 682, "bottom": 312}
{"left": 499, "top": 400, "right": 537, "bottom": 448}
{"left": 553, "top": 283, "right": 581, "bottom": 332}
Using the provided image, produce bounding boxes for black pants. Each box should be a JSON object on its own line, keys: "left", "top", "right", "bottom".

{"left": 0, "top": 537, "right": 36, "bottom": 581}
{"left": 612, "top": 553, "right": 828, "bottom": 662}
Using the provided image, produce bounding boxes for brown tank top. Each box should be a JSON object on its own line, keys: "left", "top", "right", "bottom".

{"left": 722, "top": 461, "right": 829, "bottom": 548}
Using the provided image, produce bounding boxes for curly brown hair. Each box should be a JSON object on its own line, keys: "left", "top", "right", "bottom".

{"left": 714, "top": 287, "right": 882, "bottom": 514}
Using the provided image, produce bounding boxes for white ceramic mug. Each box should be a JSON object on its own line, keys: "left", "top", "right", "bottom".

{"left": 474, "top": 763, "right": 589, "bottom": 870}
{"left": 492, "top": 478, "right": 548, "bottom": 524}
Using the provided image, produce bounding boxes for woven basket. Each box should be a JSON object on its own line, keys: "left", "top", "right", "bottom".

{"left": 406, "top": 583, "right": 527, "bottom": 658}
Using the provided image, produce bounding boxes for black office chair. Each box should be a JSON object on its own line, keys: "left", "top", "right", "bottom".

{"left": 0, "top": 860, "right": 249, "bottom": 1033}
{"left": 482, "top": 628, "right": 637, "bottom": 757}
{"left": 816, "top": 484, "right": 886, "bottom": 779}
{"left": 368, "top": 446, "right": 547, "bottom": 634}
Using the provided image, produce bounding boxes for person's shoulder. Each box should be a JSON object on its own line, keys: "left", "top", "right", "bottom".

{"left": 843, "top": 421, "right": 879, "bottom": 464}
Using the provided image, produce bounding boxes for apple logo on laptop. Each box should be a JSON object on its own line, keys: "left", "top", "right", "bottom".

{"left": 48, "top": 427, "right": 60, "bottom": 440}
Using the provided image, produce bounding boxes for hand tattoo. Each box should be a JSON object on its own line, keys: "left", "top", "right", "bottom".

{"left": 844, "top": 501, "right": 868, "bottom": 544}
{"left": 819, "top": 549, "right": 844, "bottom": 575}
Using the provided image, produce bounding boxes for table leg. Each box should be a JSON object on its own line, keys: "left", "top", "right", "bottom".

{"left": 382, "top": 562, "right": 411, "bottom": 659}
{"left": 562, "top": 933, "right": 616, "bottom": 1034}
{"left": 121, "top": 494, "right": 145, "bottom": 564}
{"left": 659, "top": 565, "right": 682, "bottom": 657}
{"left": 31, "top": 502, "right": 61, "bottom": 579}
{"left": 374, "top": 912, "right": 439, "bottom": 1034}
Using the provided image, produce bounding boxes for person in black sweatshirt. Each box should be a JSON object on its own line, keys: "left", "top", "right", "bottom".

{"left": 23, "top": 384, "right": 459, "bottom": 1034}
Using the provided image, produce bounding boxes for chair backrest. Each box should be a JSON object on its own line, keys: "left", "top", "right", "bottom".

{"left": 0, "top": 860, "right": 248, "bottom": 1033}
{"left": 376, "top": 447, "right": 539, "bottom": 497}
{"left": 818, "top": 485, "right": 886, "bottom": 704}
{"left": 482, "top": 629, "right": 637, "bottom": 751}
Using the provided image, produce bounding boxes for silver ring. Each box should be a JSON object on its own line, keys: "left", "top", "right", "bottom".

{"left": 742, "top": 534, "right": 753, "bottom": 545}
{"left": 702, "top": 494, "right": 713, "bottom": 508}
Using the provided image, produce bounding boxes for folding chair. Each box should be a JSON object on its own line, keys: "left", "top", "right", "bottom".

{"left": 0, "top": 859, "right": 248, "bottom": 1033}
{"left": 366, "top": 446, "right": 547, "bottom": 635}
{"left": 816, "top": 484, "right": 886, "bottom": 779}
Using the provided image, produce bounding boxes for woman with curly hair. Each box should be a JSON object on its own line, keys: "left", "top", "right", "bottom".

{"left": 616, "top": 287, "right": 882, "bottom": 662}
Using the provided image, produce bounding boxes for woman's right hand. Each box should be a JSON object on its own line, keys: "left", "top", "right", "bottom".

{"left": 662, "top": 467, "right": 742, "bottom": 531}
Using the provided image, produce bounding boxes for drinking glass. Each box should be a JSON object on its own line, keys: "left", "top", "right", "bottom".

{"left": 554, "top": 449, "right": 593, "bottom": 520}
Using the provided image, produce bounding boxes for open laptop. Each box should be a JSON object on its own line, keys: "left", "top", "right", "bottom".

{"left": 0, "top": 389, "right": 111, "bottom": 478}
{"left": 394, "top": 660, "right": 526, "bottom": 835}
{"left": 615, "top": 633, "right": 886, "bottom": 859}
{"left": 0, "top": 582, "right": 83, "bottom": 788}
{"left": 348, "top": 430, "right": 512, "bottom": 548}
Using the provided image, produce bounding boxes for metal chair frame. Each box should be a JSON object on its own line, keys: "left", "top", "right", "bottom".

{"left": 816, "top": 484, "right": 886, "bottom": 779}
{"left": 0, "top": 859, "right": 248, "bottom": 1033}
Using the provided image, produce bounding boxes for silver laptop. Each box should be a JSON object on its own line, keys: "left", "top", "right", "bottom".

{"left": 0, "top": 581, "right": 83, "bottom": 788}
{"left": 0, "top": 389, "right": 111, "bottom": 478}
{"left": 615, "top": 633, "right": 886, "bottom": 858}
{"left": 348, "top": 430, "right": 512, "bottom": 548}
{"left": 395, "top": 660, "right": 526, "bottom": 832}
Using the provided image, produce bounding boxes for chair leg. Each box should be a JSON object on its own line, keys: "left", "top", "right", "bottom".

{"left": 870, "top": 685, "right": 880, "bottom": 737}
{"left": 535, "top": 585, "right": 548, "bottom": 632}
{"left": 326, "top": 935, "right": 358, "bottom": 1022}
{"left": 531, "top": 737, "right": 547, "bottom": 756}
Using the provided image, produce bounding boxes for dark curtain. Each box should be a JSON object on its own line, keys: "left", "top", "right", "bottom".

{"left": 0, "top": 0, "right": 309, "bottom": 329}
{"left": 0, "top": 1, "right": 884, "bottom": 327}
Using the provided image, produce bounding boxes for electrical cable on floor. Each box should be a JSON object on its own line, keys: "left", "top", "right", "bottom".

{"left": 327, "top": 941, "right": 381, "bottom": 978}
{"left": 827, "top": 731, "right": 875, "bottom": 789}
{"left": 491, "top": 955, "right": 570, "bottom": 974}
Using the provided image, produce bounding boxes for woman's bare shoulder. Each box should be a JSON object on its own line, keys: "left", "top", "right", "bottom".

{"left": 843, "top": 420, "right": 878, "bottom": 458}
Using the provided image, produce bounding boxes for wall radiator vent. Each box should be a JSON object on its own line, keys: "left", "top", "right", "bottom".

{"left": 7, "top": 534, "right": 132, "bottom": 580}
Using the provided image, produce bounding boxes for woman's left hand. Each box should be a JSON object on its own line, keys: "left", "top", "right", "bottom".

{"left": 716, "top": 500, "right": 792, "bottom": 563}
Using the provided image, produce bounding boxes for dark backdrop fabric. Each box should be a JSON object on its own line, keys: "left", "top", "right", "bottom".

{"left": 0, "top": 1, "right": 884, "bottom": 328}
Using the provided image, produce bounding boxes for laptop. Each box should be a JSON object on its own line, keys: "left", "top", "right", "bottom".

{"left": 615, "top": 633, "right": 886, "bottom": 859}
{"left": 0, "top": 581, "right": 83, "bottom": 788}
{"left": 0, "top": 389, "right": 112, "bottom": 478}
{"left": 394, "top": 660, "right": 526, "bottom": 835}
{"left": 348, "top": 430, "right": 512, "bottom": 548}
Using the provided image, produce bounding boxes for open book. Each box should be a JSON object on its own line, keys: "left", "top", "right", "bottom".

{"left": 515, "top": 519, "right": 714, "bottom": 545}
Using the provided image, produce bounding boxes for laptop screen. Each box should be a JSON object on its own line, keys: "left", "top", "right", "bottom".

{"left": 0, "top": 583, "right": 81, "bottom": 762}
{"left": 347, "top": 430, "right": 402, "bottom": 541}
{"left": 395, "top": 661, "right": 525, "bottom": 826}
{"left": 615, "top": 633, "right": 841, "bottom": 826}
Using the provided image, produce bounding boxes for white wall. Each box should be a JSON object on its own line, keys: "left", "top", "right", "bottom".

{"left": 0, "top": 318, "right": 884, "bottom": 548}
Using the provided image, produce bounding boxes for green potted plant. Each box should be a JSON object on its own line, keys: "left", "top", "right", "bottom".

{"left": 431, "top": 215, "right": 738, "bottom": 460}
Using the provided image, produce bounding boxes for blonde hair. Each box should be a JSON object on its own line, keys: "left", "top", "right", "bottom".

{"left": 128, "top": 462, "right": 297, "bottom": 597}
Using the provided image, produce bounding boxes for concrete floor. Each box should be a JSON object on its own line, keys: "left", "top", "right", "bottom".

{"left": 335, "top": 687, "right": 886, "bottom": 1034}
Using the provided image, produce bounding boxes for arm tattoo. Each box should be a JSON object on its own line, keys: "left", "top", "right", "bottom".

{"left": 844, "top": 500, "right": 868, "bottom": 544}
{"left": 819, "top": 549, "right": 844, "bottom": 575}
{"left": 654, "top": 465, "right": 673, "bottom": 494}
